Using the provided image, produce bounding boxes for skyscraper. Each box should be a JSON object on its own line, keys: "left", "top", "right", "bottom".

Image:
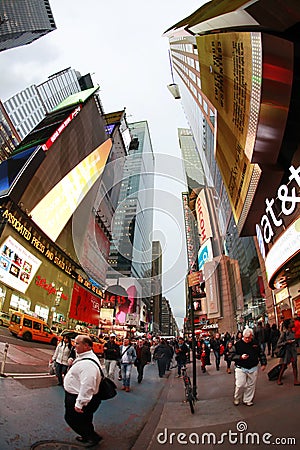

{"left": 0, "top": 0, "right": 56, "bottom": 52}
{"left": 165, "top": 0, "right": 300, "bottom": 327}
{"left": 107, "top": 121, "right": 155, "bottom": 329}
{"left": 3, "top": 68, "right": 88, "bottom": 140}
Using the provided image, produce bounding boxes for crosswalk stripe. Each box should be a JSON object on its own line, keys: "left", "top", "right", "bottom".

{"left": 5, "top": 373, "right": 55, "bottom": 378}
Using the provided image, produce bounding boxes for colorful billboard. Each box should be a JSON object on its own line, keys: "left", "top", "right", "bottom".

{"left": 196, "top": 190, "right": 212, "bottom": 246}
{"left": 0, "top": 236, "right": 41, "bottom": 293}
{"left": 30, "top": 138, "right": 112, "bottom": 241}
{"left": 69, "top": 282, "right": 101, "bottom": 325}
{"left": 197, "top": 32, "right": 256, "bottom": 223}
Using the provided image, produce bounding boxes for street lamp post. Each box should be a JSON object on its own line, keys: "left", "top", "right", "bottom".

{"left": 188, "top": 285, "right": 197, "bottom": 399}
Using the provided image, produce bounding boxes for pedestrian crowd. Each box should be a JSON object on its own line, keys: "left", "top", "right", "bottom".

{"left": 48, "top": 314, "right": 300, "bottom": 447}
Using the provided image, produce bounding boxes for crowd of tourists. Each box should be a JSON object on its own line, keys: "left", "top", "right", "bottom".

{"left": 48, "top": 315, "right": 300, "bottom": 447}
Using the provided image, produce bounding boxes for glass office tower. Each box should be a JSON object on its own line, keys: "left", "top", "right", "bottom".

{"left": 0, "top": 0, "right": 56, "bottom": 52}
{"left": 107, "top": 121, "right": 155, "bottom": 307}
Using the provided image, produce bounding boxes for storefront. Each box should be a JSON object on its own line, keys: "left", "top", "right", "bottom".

{"left": 0, "top": 203, "right": 103, "bottom": 328}
{"left": 256, "top": 165, "right": 300, "bottom": 322}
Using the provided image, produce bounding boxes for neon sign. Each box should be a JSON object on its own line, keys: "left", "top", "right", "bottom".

{"left": 42, "top": 105, "right": 82, "bottom": 151}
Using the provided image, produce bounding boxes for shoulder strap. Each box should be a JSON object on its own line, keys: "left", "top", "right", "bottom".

{"left": 120, "top": 344, "right": 132, "bottom": 358}
{"left": 73, "top": 357, "right": 104, "bottom": 378}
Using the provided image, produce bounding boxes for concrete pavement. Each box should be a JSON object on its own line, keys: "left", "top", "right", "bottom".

{"left": 1, "top": 341, "right": 299, "bottom": 450}
{"left": 134, "top": 355, "right": 300, "bottom": 450}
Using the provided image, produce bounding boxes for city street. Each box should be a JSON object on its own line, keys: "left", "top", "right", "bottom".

{"left": 1, "top": 331, "right": 300, "bottom": 450}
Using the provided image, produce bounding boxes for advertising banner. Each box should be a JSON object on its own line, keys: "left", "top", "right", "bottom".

{"left": 30, "top": 138, "right": 112, "bottom": 242}
{"left": 196, "top": 190, "right": 212, "bottom": 246}
{"left": 69, "top": 282, "right": 101, "bottom": 325}
{"left": 0, "top": 236, "right": 41, "bottom": 293}
{"left": 197, "top": 32, "right": 256, "bottom": 222}
{"left": 203, "top": 259, "right": 220, "bottom": 316}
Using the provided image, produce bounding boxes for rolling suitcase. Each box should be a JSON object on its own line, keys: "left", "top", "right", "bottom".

{"left": 267, "top": 364, "right": 283, "bottom": 381}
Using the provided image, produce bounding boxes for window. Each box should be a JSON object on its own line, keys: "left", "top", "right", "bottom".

{"left": 43, "top": 325, "right": 51, "bottom": 333}
{"left": 11, "top": 314, "right": 21, "bottom": 324}
{"left": 33, "top": 321, "right": 41, "bottom": 331}
{"left": 24, "top": 318, "right": 32, "bottom": 328}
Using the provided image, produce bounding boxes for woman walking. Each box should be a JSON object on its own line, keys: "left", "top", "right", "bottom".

{"left": 51, "top": 335, "right": 75, "bottom": 385}
{"left": 277, "top": 318, "right": 300, "bottom": 386}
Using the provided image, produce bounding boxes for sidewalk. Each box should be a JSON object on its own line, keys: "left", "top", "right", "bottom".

{"left": 134, "top": 355, "right": 300, "bottom": 450}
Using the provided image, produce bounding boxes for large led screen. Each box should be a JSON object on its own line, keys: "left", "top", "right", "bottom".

{"left": 69, "top": 282, "right": 101, "bottom": 325}
{"left": 0, "top": 236, "right": 41, "bottom": 293}
{"left": 197, "top": 32, "right": 256, "bottom": 223}
{"left": 30, "top": 138, "right": 112, "bottom": 241}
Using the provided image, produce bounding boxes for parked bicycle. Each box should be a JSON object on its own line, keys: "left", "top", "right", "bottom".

{"left": 182, "top": 365, "right": 196, "bottom": 414}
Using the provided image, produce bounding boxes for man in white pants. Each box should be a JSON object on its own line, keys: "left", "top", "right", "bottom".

{"left": 229, "top": 328, "right": 267, "bottom": 406}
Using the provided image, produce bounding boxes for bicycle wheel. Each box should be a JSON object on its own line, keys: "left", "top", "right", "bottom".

{"left": 188, "top": 396, "right": 195, "bottom": 414}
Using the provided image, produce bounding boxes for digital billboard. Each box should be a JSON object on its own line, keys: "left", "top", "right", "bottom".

{"left": 197, "top": 31, "right": 256, "bottom": 223}
{"left": 0, "top": 236, "right": 41, "bottom": 293}
{"left": 69, "top": 282, "right": 101, "bottom": 325}
{"left": 30, "top": 138, "right": 112, "bottom": 241}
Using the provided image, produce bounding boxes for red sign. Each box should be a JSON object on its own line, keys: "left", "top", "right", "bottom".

{"left": 69, "top": 283, "right": 101, "bottom": 325}
{"left": 35, "top": 275, "right": 68, "bottom": 300}
{"left": 42, "top": 106, "right": 82, "bottom": 151}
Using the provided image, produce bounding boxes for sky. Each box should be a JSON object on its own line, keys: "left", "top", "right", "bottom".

{"left": 0, "top": 0, "right": 208, "bottom": 330}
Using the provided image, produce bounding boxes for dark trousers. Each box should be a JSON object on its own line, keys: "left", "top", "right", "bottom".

{"left": 64, "top": 391, "right": 101, "bottom": 440}
{"left": 214, "top": 351, "right": 220, "bottom": 369}
{"left": 55, "top": 362, "right": 68, "bottom": 385}
{"left": 177, "top": 359, "right": 186, "bottom": 376}
{"left": 136, "top": 362, "right": 146, "bottom": 382}
{"left": 157, "top": 358, "right": 167, "bottom": 377}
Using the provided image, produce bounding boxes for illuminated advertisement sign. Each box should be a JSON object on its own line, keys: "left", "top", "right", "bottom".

{"left": 0, "top": 236, "right": 41, "bottom": 293}
{"left": 1, "top": 207, "right": 103, "bottom": 297}
{"left": 42, "top": 106, "right": 82, "bottom": 151}
{"left": 182, "top": 192, "right": 197, "bottom": 272}
{"left": 198, "top": 239, "right": 213, "bottom": 271}
{"left": 203, "top": 259, "right": 220, "bottom": 316}
{"left": 196, "top": 190, "right": 212, "bottom": 246}
{"left": 30, "top": 138, "right": 112, "bottom": 242}
{"left": 256, "top": 165, "right": 300, "bottom": 260}
{"left": 69, "top": 282, "right": 101, "bottom": 325}
{"left": 79, "top": 215, "right": 110, "bottom": 285}
{"left": 197, "top": 32, "right": 256, "bottom": 222}
{"left": 265, "top": 217, "right": 300, "bottom": 287}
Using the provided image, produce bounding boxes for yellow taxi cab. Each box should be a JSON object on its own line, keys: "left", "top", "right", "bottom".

{"left": 9, "top": 312, "right": 58, "bottom": 345}
{"left": 58, "top": 329, "right": 105, "bottom": 356}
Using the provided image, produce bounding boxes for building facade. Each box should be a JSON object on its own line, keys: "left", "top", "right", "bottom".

{"left": 0, "top": 87, "right": 123, "bottom": 330}
{"left": 3, "top": 68, "right": 89, "bottom": 140}
{"left": 0, "top": 0, "right": 56, "bottom": 52}
{"left": 0, "top": 100, "right": 21, "bottom": 161}
{"left": 106, "top": 121, "right": 155, "bottom": 332}
{"left": 165, "top": 0, "right": 300, "bottom": 328}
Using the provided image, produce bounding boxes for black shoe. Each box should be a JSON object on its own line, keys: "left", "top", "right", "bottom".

{"left": 76, "top": 436, "right": 103, "bottom": 447}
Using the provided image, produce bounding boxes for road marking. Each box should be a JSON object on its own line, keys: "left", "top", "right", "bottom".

{"left": 5, "top": 372, "right": 55, "bottom": 378}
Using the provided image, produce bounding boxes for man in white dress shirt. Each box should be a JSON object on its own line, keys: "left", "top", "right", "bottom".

{"left": 64, "top": 335, "right": 102, "bottom": 447}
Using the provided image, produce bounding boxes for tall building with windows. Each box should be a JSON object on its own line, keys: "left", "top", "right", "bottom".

{"left": 165, "top": 0, "right": 300, "bottom": 327}
{"left": 0, "top": 100, "right": 20, "bottom": 161}
{"left": 3, "top": 68, "right": 91, "bottom": 140}
{"left": 0, "top": 0, "right": 56, "bottom": 52}
{"left": 107, "top": 121, "right": 155, "bottom": 328}
{"left": 151, "top": 240, "right": 162, "bottom": 334}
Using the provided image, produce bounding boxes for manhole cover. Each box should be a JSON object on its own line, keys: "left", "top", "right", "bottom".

{"left": 31, "top": 440, "right": 83, "bottom": 449}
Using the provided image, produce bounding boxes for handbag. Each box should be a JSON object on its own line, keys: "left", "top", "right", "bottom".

{"left": 275, "top": 346, "right": 286, "bottom": 358}
{"left": 49, "top": 360, "right": 56, "bottom": 375}
{"left": 78, "top": 358, "right": 117, "bottom": 400}
{"left": 275, "top": 332, "right": 287, "bottom": 358}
